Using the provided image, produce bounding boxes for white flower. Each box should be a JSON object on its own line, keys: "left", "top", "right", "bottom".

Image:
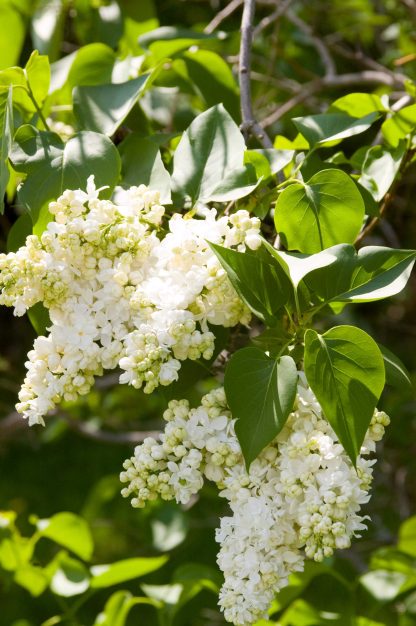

{"left": 0, "top": 178, "right": 260, "bottom": 424}
{"left": 121, "top": 378, "right": 389, "bottom": 625}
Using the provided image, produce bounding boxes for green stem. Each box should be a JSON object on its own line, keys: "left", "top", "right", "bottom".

{"left": 26, "top": 83, "right": 50, "bottom": 131}
{"left": 276, "top": 337, "right": 294, "bottom": 358}
{"left": 276, "top": 177, "right": 302, "bottom": 190}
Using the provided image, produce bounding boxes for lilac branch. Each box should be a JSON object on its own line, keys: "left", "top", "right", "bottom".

{"left": 239, "top": 0, "right": 273, "bottom": 148}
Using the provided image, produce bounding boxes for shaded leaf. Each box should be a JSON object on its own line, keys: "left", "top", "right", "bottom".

{"left": 119, "top": 134, "right": 171, "bottom": 203}
{"left": 50, "top": 552, "right": 90, "bottom": 597}
{"left": 225, "top": 348, "right": 297, "bottom": 467}
{"left": 210, "top": 243, "right": 291, "bottom": 325}
{"left": 38, "top": 512, "right": 94, "bottom": 561}
{"left": 378, "top": 344, "right": 412, "bottom": 391}
{"left": 74, "top": 72, "right": 160, "bottom": 136}
{"left": 11, "top": 126, "right": 121, "bottom": 220}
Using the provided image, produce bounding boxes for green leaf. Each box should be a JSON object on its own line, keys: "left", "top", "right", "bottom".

{"left": 68, "top": 43, "right": 116, "bottom": 89}
{"left": 355, "top": 249, "right": 413, "bottom": 301}
{"left": 225, "top": 348, "right": 297, "bottom": 467}
{"left": 0, "top": 67, "right": 34, "bottom": 114}
{"left": 171, "top": 104, "right": 246, "bottom": 206}
{"left": 7, "top": 213, "right": 32, "bottom": 252}
{"left": 27, "top": 302, "right": 50, "bottom": 336}
{"left": 382, "top": 105, "right": 416, "bottom": 147}
{"left": 0, "top": 87, "right": 13, "bottom": 213}
{"left": 25, "top": 50, "right": 50, "bottom": 108}
{"left": 119, "top": 134, "right": 171, "bottom": 203}
{"left": 50, "top": 552, "right": 90, "bottom": 597}
{"left": 330, "top": 93, "right": 388, "bottom": 117}
{"left": 11, "top": 126, "right": 121, "bottom": 220}
{"left": 208, "top": 164, "right": 260, "bottom": 202}
{"left": 173, "top": 49, "right": 240, "bottom": 121}
{"left": 14, "top": 565, "right": 49, "bottom": 597}
{"left": 31, "top": 0, "right": 66, "bottom": 62}
{"left": 360, "top": 570, "right": 409, "bottom": 602}
{"left": 263, "top": 240, "right": 343, "bottom": 289}
{"left": 151, "top": 505, "right": 188, "bottom": 552}
{"left": 90, "top": 556, "right": 168, "bottom": 588}
{"left": 378, "top": 344, "right": 412, "bottom": 391}
{"left": 74, "top": 72, "right": 160, "bottom": 136}
{"left": 293, "top": 112, "right": 379, "bottom": 146}
{"left": 94, "top": 591, "right": 160, "bottom": 626}
{"left": 246, "top": 148, "right": 294, "bottom": 177}
{"left": 306, "top": 246, "right": 416, "bottom": 304}
{"left": 0, "top": 1, "right": 27, "bottom": 70}
{"left": 139, "top": 27, "right": 223, "bottom": 60}
{"left": 209, "top": 243, "right": 291, "bottom": 325}
{"left": 304, "top": 326, "right": 385, "bottom": 464}
{"left": 38, "top": 512, "right": 94, "bottom": 561}
{"left": 275, "top": 169, "right": 365, "bottom": 253}
{"left": 398, "top": 516, "right": 416, "bottom": 558}
{"left": 359, "top": 143, "right": 405, "bottom": 202}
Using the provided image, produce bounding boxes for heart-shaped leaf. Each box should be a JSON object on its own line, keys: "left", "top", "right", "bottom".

{"left": 225, "top": 348, "right": 298, "bottom": 467}
{"left": 304, "top": 325, "right": 385, "bottom": 464}
{"left": 275, "top": 169, "right": 364, "bottom": 253}
{"left": 210, "top": 243, "right": 292, "bottom": 325}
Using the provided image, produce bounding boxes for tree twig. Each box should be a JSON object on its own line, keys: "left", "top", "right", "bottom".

{"left": 0, "top": 409, "right": 160, "bottom": 446}
{"left": 61, "top": 414, "right": 160, "bottom": 445}
{"left": 204, "top": 0, "right": 243, "bottom": 34}
{"left": 253, "top": 0, "right": 294, "bottom": 37}
{"left": 262, "top": 70, "right": 407, "bottom": 127}
{"left": 286, "top": 11, "right": 336, "bottom": 77}
{"left": 239, "top": 0, "right": 273, "bottom": 147}
{"left": 354, "top": 148, "right": 416, "bottom": 247}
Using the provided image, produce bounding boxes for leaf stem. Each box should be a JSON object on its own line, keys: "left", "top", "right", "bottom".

{"left": 276, "top": 337, "right": 294, "bottom": 358}
{"left": 26, "top": 83, "right": 50, "bottom": 131}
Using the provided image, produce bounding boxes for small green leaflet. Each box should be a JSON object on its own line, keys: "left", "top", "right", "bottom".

{"left": 359, "top": 144, "right": 405, "bottom": 202}
{"left": 275, "top": 169, "right": 364, "bottom": 253}
{"left": 24, "top": 50, "right": 50, "bottom": 107}
{"left": 0, "top": 86, "right": 13, "bottom": 213}
{"left": 304, "top": 326, "right": 385, "bottom": 464}
{"left": 209, "top": 243, "right": 291, "bottom": 325}
{"left": 90, "top": 556, "right": 168, "bottom": 588}
{"left": 330, "top": 93, "right": 388, "bottom": 117}
{"left": 382, "top": 104, "right": 416, "bottom": 147}
{"left": 292, "top": 112, "right": 379, "bottom": 146}
{"left": 93, "top": 591, "right": 161, "bottom": 626}
{"left": 225, "top": 348, "right": 298, "bottom": 468}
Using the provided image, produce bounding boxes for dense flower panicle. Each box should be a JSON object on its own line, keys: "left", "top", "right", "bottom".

{"left": 120, "top": 376, "right": 389, "bottom": 625}
{"left": 0, "top": 177, "right": 261, "bottom": 425}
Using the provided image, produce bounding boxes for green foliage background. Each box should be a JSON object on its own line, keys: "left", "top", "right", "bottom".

{"left": 0, "top": 1, "right": 415, "bottom": 625}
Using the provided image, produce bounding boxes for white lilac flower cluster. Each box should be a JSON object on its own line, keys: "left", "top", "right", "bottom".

{"left": 0, "top": 177, "right": 261, "bottom": 425}
{"left": 120, "top": 375, "right": 389, "bottom": 626}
